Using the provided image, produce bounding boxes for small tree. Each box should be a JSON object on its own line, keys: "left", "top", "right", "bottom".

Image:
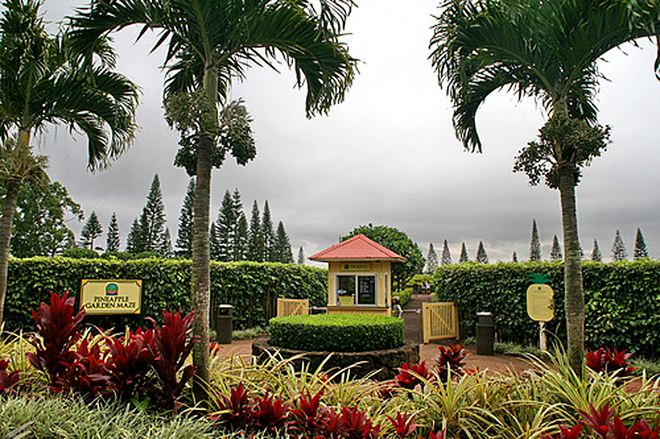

{"left": 634, "top": 228, "right": 649, "bottom": 260}
{"left": 297, "top": 246, "right": 305, "bottom": 265}
{"left": 175, "top": 179, "right": 195, "bottom": 258}
{"left": 459, "top": 242, "right": 469, "bottom": 263}
{"left": 160, "top": 228, "right": 174, "bottom": 258}
{"left": 476, "top": 241, "right": 489, "bottom": 263}
{"left": 273, "top": 221, "right": 294, "bottom": 263}
{"left": 512, "top": 251, "right": 519, "bottom": 263}
{"left": 139, "top": 175, "right": 167, "bottom": 253}
{"left": 215, "top": 190, "right": 237, "bottom": 262}
{"left": 426, "top": 243, "right": 439, "bottom": 273}
{"left": 80, "top": 211, "right": 103, "bottom": 250}
{"left": 591, "top": 239, "right": 603, "bottom": 262}
{"left": 612, "top": 230, "right": 628, "bottom": 261}
{"left": 106, "top": 212, "right": 121, "bottom": 252}
{"left": 234, "top": 212, "right": 249, "bottom": 261}
{"left": 441, "top": 239, "right": 452, "bottom": 265}
{"left": 529, "top": 219, "right": 541, "bottom": 262}
{"left": 125, "top": 218, "right": 142, "bottom": 254}
{"left": 261, "top": 201, "right": 275, "bottom": 262}
{"left": 550, "top": 235, "right": 563, "bottom": 261}
{"left": 247, "top": 201, "right": 263, "bottom": 262}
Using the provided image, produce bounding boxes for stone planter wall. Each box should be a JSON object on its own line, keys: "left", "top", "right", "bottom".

{"left": 251, "top": 337, "right": 420, "bottom": 381}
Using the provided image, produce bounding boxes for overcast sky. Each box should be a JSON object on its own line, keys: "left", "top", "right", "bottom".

{"left": 35, "top": 0, "right": 660, "bottom": 265}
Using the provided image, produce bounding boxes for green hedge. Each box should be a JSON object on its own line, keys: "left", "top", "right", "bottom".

{"left": 432, "top": 260, "right": 660, "bottom": 358}
{"left": 268, "top": 314, "right": 404, "bottom": 352}
{"left": 6, "top": 257, "right": 327, "bottom": 332}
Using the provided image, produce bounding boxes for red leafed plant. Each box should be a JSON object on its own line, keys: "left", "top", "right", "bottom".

{"left": 578, "top": 403, "right": 615, "bottom": 439}
{"left": 147, "top": 310, "right": 198, "bottom": 411}
{"left": 290, "top": 390, "right": 333, "bottom": 438}
{"left": 540, "top": 423, "right": 583, "bottom": 439}
{"left": 429, "top": 430, "right": 447, "bottom": 439}
{"left": 250, "top": 391, "right": 292, "bottom": 434}
{"left": 396, "top": 361, "right": 431, "bottom": 390}
{"left": 387, "top": 412, "right": 419, "bottom": 438}
{"left": 340, "top": 406, "right": 381, "bottom": 439}
{"left": 609, "top": 415, "right": 659, "bottom": 439}
{"left": 26, "top": 291, "right": 86, "bottom": 390}
{"left": 209, "top": 382, "right": 254, "bottom": 430}
{"left": 433, "top": 344, "right": 468, "bottom": 381}
{"left": 0, "top": 359, "right": 20, "bottom": 395}
{"left": 104, "top": 328, "right": 156, "bottom": 401}
{"left": 586, "top": 348, "right": 637, "bottom": 377}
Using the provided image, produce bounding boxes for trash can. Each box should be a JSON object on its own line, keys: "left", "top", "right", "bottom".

{"left": 216, "top": 304, "right": 233, "bottom": 344}
{"left": 475, "top": 312, "right": 494, "bottom": 355}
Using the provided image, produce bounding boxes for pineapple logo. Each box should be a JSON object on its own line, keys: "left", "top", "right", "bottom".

{"left": 526, "top": 274, "right": 554, "bottom": 322}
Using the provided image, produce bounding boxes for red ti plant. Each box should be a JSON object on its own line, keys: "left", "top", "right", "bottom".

{"left": 386, "top": 412, "right": 419, "bottom": 439}
{"left": 0, "top": 359, "right": 19, "bottom": 395}
{"left": 429, "top": 430, "right": 447, "bottom": 439}
{"left": 540, "top": 423, "right": 583, "bottom": 439}
{"left": 340, "top": 406, "right": 381, "bottom": 439}
{"left": 26, "top": 291, "right": 86, "bottom": 390}
{"left": 609, "top": 415, "right": 660, "bottom": 439}
{"left": 433, "top": 343, "right": 468, "bottom": 381}
{"left": 147, "top": 310, "right": 198, "bottom": 411}
{"left": 104, "top": 328, "right": 156, "bottom": 401}
{"left": 290, "top": 390, "right": 333, "bottom": 438}
{"left": 209, "top": 382, "right": 254, "bottom": 430}
{"left": 578, "top": 403, "right": 615, "bottom": 439}
{"left": 396, "top": 361, "right": 431, "bottom": 390}
{"left": 250, "top": 391, "right": 292, "bottom": 434}
{"left": 55, "top": 338, "right": 110, "bottom": 399}
{"left": 586, "top": 348, "right": 637, "bottom": 377}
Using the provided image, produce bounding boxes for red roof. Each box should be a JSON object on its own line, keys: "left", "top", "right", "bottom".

{"left": 309, "top": 234, "right": 406, "bottom": 262}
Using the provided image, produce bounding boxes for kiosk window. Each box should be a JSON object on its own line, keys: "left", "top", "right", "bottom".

{"left": 336, "top": 275, "right": 376, "bottom": 305}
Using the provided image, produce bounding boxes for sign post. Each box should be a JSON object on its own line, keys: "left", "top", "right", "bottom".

{"left": 80, "top": 279, "right": 142, "bottom": 315}
{"left": 526, "top": 274, "right": 554, "bottom": 350}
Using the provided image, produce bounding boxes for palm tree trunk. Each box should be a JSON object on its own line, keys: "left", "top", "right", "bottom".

{"left": 558, "top": 165, "right": 585, "bottom": 377}
{"left": 191, "top": 134, "right": 212, "bottom": 399}
{"left": 0, "top": 176, "right": 23, "bottom": 327}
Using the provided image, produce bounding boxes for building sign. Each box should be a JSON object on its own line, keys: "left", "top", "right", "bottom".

{"left": 341, "top": 263, "right": 371, "bottom": 272}
{"left": 80, "top": 279, "right": 142, "bottom": 315}
{"left": 526, "top": 274, "right": 554, "bottom": 322}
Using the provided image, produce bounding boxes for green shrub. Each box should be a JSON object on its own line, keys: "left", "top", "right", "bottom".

{"left": 131, "top": 251, "right": 163, "bottom": 260}
{"left": 61, "top": 248, "right": 99, "bottom": 259}
{"left": 268, "top": 314, "right": 403, "bottom": 352}
{"left": 433, "top": 260, "right": 660, "bottom": 358}
{"left": 6, "top": 258, "right": 327, "bottom": 332}
{"left": 100, "top": 251, "right": 132, "bottom": 260}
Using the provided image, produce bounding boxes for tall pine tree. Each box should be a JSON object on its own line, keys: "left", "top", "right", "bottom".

{"left": 550, "top": 235, "right": 563, "bottom": 261}
{"left": 138, "top": 175, "right": 167, "bottom": 253}
{"left": 80, "top": 211, "right": 103, "bottom": 250}
{"left": 209, "top": 223, "right": 221, "bottom": 260}
{"left": 106, "top": 212, "right": 121, "bottom": 252}
{"left": 175, "top": 179, "right": 195, "bottom": 258}
{"left": 476, "top": 241, "right": 488, "bottom": 263}
{"left": 273, "top": 221, "right": 294, "bottom": 263}
{"left": 234, "top": 212, "right": 249, "bottom": 261}
{"left": 125, "top": 218, "right": 142, "bottom": 254}
{"left": 425, "top": 243, "right": 439, "bottom": 273}
{"left": 591, "top": 239, "right": 603, "bottom": 262}
{"left": 441, "top": 239, "right": 452, "bottom": 265}
{"left": 297, "top": 246, "right": 305, "bottom": 265}
{"left": 634, "top": 228, "right": 649, "bottom": 260}
{"left": 529, "top": 219, "right": 541, "bottom": 261}
{"left": 215, "top": 190, "right": 237, "bottom": 261}
{"left": 247, "top": 201, "right": 263, "bottom": 261}
{"left": 459, "top": 242, "right": 469, "bottom": 263}
{"left": 612, "top": 230, "right": 628, "bottom": 261}
{"left": 160, "top": 228, "right": 174, "bottom": 258}
{"left": 261, "top": 201, "right": 275, "bottom": 262}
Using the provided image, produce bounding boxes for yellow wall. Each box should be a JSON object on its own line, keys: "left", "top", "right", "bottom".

{"left": 326, "top": 261, "right": 393, "bottom": 316}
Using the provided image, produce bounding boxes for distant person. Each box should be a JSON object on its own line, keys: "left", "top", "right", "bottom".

{"left": 392, "top": 296, "right": 403, "bottom": 318}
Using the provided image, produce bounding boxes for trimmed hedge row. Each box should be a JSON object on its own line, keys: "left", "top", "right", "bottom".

{"left": 6, "top": 257, "right": 327, "bottom": 332}
{"left": 269, "top": 314, "right": 404, "bottom": 352}
{"left": 432, "top": 260, "right": 660, "bottom": 358}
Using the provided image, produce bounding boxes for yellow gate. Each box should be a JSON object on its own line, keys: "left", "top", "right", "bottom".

{"left": 277, "top": 298, "right": 309, "bottom": 317}
{"left": 422, "top": 302, "right": 459, "bottom": 343}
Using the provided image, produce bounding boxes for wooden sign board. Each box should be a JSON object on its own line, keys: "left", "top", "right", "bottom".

{"left": 80, "top": 279, "right": 142, "bottom": 315}
{"left": 526, "top": 284, "right": 554, "bottom": 322}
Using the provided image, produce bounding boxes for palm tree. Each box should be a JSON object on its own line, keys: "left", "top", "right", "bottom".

{"left": 0, "top": 0, "right": 138, "bottom": 326}
{"left": 69, "top": 0, "right": 357, "bottom": 394}
{"left": 430, "top": 0, "right": 659, "bottom": 375}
